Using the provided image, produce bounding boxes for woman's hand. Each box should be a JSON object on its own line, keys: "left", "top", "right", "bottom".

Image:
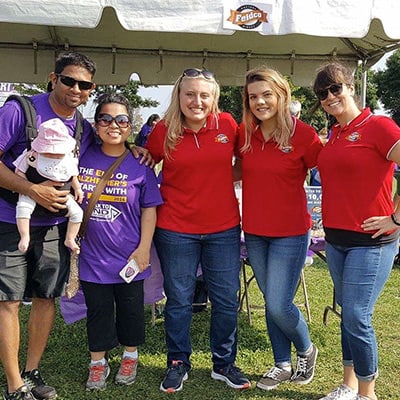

{"left": 361, "top": 215, "right": 399, "bottom": 239}
{"left": 128, "top": 247, "right": 151, "bottom": 272}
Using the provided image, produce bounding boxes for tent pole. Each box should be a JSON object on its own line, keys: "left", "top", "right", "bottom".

{"left": 361, "top": 60, "right": 367, "bottom": 108}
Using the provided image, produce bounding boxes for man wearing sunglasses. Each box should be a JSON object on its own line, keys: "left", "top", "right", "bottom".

{"left": 0, "top": 52, "right": 96, "bottom": 400}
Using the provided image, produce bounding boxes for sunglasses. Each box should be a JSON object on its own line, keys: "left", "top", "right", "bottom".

{"left": 56, "top": 74, "right": 94, "bottom": 91}
{"left": 97, "top": 114, "right": 131, "bottom": 128}
{"left": 315, "top": 83, "right": 344, "bottom": 101}
{"left": 182, "top": 69, "right": 214, "bottom": 80}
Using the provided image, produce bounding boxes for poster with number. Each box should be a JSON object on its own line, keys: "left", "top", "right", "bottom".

{"left": 305, "top": 186, "right": 324, "bottom": 238}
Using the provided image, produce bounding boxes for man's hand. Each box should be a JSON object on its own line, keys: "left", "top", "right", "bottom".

{"left": 28, "top": 181, "right": 69, "bottom": 212}
{"left": 130, "top": 145, "right": 155, "bottom": 168}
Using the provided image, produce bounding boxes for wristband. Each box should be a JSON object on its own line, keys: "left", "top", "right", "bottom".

{"left": 391, "top": 213, "right": 400, "bottom": 226}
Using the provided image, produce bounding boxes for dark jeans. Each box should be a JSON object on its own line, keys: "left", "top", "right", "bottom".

{"left": 154, "top": 225, "right": 241, "bottom": 369}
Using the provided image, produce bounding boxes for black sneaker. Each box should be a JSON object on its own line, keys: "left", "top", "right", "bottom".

{"left": 21, "top": 370, "right": 57, "bottom": 400}
{"left": 160, "top": 360, "right": 190, "bottom": 393}
{"left": 291, "top": 343, "right": 318, "bottom": 385}
{"left": 211, "top": 364, "right": 251, "bottom": 390}
{"left": 3, "top": 385, "right": 36, "bottom": 400}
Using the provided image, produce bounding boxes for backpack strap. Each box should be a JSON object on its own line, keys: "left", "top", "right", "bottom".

{"left": 5, "top": 95, "right": 37, "bottom": 150}
{"left": 73, "top": 108, "right": 84, "bottom": 157}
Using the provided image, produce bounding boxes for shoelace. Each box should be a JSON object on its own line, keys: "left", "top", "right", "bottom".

{"left": 167, "top": 361, "right": 186, "bottom": 377}
{"left": 7, "top": 385, "right": 33, "bottom": 400}
{"left": 326, "top": 385, "right": 355, "bottom": 399}
{"left": 264, "top": 366, "right": 284, "bottom": 379}
{"left": 23, "top": 370, "right": 45, "bottom": 387}
{"left": 89, "top": 365, "right": 106, "bottom": 382}
{"left": 226, "top": 365, "right": 242, "bottom": 377}
{"left": 295, "top": 355, "right": 308, "bottom": 374}
{"left": 120, "top": 358, "right": 137, "bottom": 376}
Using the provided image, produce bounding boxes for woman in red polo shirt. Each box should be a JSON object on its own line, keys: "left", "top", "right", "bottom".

{"left": 146, "top": 68, "right": 250, "bottom": 393}
{"left": 236, "top": 66, "right": 322, "bottom": 391}
{"left": 314, "top": 62, "right": 400, "bottom": 400}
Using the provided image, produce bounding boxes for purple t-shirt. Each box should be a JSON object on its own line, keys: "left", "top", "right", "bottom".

{"left": 78, "top": 144, "right": 163, "bottom": 284}
{"left": 0, "top": 93, "right": 94, "bottom": 225}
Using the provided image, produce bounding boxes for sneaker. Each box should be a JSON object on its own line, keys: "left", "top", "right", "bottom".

{"left": 85, "top": 362, "right": 110, "bottom": 391}
{"left": 319, "top": 384, "right": 358, "bottom": 400}
{"left": 357, "top": 396, "right": 372, "bottom": 400}
{"left": 115, "top": 357, "right": 138, "bottom": 385}
{"left": 21, "top": 369, "right": 57, "bottom": 400}
{"left": 291, "top": 343, "right": 318, "bottom": 385}
{"left": 211, "top": 364, "right": 250, "bottom": 390}
{"left": 22, "top": 298, "right": 32, "bottom": 306}
{"left": 160, "top": 360, "right": 189, "bottom": 393}
{"left": 256, "top": 366, "right": 293, "bottom": 390}
{"left": 3, "top": 385, "right": 36, "bottom": 400}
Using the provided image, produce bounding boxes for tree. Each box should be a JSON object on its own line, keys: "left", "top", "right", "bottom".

{"left": 219, "top": 86, "right": 243, "bottom": 123}
{"left": 94, "top": 80, "right": 160, "bottom": 133}
{"left": 14, "top": 79, "right": 160, "bottom": 134}
{"left": 355, "top": 67, "right": 379, "bottom": 112}
{"left": 374, "top": 49, "right": 400, "bottom": 124}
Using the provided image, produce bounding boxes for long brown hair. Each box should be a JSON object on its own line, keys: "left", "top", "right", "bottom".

{"left": 242, "top": 66, "right": 293, "bottom": 152}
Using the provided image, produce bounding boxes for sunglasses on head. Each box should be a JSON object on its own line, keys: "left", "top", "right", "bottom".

{"left": 315, "top": 83, "right": 344, "bottom": 101}
{"left": 97, "top": 114, "right": 131, "bottom": 128}
{"left": 56, "top": 74, "right": 94, "bottom": 91}
{"left": 182, "top": 69, "right": 214, "bottom": 80}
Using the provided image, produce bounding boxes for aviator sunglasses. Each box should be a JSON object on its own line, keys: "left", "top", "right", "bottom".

{"left": 182, "top": 68, "right": 214, "bottom": 80}
{"left": 315, "top": 83, "right": 344, "bottom": 101}
{"left": 97, "top": 114, "right": 131, "bottom": 128}
{"left": 56, "top": 74, "right": 94, "bottom": 91}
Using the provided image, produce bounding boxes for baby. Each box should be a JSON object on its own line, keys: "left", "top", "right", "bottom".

{"left": 13, "top": 118, "right": 83, "bottom": 253}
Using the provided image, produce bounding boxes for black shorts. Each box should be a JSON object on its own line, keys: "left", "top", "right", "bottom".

{"left": 0, "top": 221, "right": 69, "bottom": 300}
{"left": 81, "top": 280, "right": 145, "bottom": 352}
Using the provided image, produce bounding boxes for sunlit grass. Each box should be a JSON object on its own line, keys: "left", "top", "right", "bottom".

{"left": 1, "top": 258, "right": 399, "bottom": 399}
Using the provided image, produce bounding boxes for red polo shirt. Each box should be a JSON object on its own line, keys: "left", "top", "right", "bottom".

{"left": 238, "top": 117, "right": 322, "bottom": 236}
{"left": 146, "top": 112, "right": 240, "bottom": 234}
{"left": 318, "top": 108, "right": 400, "bottom": 233}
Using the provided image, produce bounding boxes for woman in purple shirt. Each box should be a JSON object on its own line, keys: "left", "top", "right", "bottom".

{"left": 78, "top": 93, "right": 162, "bottom": 391}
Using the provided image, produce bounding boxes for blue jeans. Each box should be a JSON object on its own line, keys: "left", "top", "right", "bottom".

{"left": 326, "top": 240, "right": 398, "bottom": 381}
{"left": 244, "top": 232, "right": 312, "bottom": 365}
{"left": 154, "top": 225, "right": 241, "bottom": 369}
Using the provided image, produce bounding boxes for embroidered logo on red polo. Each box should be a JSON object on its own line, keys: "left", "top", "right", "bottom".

{"left": 280, "top": 145, "right": 294, "bottom": 153}
{"left": 346, "top": 131, "right": 361, "bottom": 142}
{"left": 215, "top": 133, "right": 229, "bottom": 143}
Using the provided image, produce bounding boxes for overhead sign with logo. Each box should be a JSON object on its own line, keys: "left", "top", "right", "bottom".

{"left": 223, "top": 1, "right": 272, "bottom": 33}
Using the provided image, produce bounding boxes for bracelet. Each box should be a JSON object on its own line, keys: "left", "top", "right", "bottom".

{"left": 391, "top": 213, "right": 400, "bottom": 226}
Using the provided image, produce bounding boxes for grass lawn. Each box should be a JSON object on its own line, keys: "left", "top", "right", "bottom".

{"left": 1, "top": 258, "right": 399, "bottom": 399}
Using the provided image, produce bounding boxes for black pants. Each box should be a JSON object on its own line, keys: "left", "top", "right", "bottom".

{"left": 81, "top": 279, "right": 145, "bottom": 352}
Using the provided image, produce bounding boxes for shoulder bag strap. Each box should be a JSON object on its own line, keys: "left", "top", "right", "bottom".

{"left": 78, "top": 148, "right": 130, "bottom": 239}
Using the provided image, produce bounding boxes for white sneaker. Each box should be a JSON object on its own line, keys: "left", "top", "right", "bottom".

{"left": 319, "top": 384, "right": 357, "bottom": 400}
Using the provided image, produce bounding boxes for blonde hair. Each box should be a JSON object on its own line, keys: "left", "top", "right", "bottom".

{"left": 242, "top": 66, "right": 293, "bottom": 152}
{"left": 163, "top": 72, "right": 220, "bottom": 158}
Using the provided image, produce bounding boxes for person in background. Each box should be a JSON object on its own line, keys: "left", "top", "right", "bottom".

{"left": 236, "top": 66, "right": 322, "bottom": 392}
{"left": 313, "top": 61, "right": 400, "bottom": 400}
{"left": 146, "top": 68, "right": 250, "bottom": 393}
{"left": 134, "top": 113, "right": 160, "bottom": 147}
{"left": 13, "top": 118, "right": 83, "bottom": 254}
{"left": 79, "top": 93, "right": 162, "bottom": 391}
{"left": 0, "top": 51, "right": 96, "bottom": 400}
{"left": 289, "top": 99, "right": 302, "bottom": 118}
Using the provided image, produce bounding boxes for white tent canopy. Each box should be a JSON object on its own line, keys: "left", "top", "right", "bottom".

{"left": 1, "top": 0, "right": 400, "bottom": 87}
